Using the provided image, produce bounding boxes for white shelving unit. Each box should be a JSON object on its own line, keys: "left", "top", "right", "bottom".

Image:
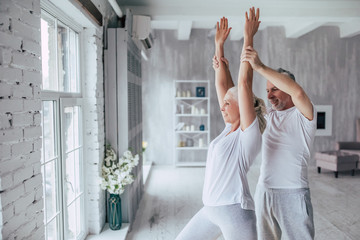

{"left": 174, "top": 80, "right": 210, "bottom": 166}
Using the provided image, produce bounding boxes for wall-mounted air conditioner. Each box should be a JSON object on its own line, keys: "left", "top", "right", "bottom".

{"left": 132, "top": 15, "right": 153, "bottom": 50}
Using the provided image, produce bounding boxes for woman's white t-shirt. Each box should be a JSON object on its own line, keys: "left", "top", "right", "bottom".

{"left": 202, "top": 117, "right": 262, "bottom": 210}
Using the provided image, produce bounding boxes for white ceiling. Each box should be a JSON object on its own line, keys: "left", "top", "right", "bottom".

{"left": 117, "top": 0, "right": 360, "bottom": 40}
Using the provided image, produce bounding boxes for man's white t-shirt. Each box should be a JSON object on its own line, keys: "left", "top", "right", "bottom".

{"left": 259, "top": 105, "right": 317, "bottom": 189}
{"left": 202, "top": 117, "right": 262, "bottom": 210}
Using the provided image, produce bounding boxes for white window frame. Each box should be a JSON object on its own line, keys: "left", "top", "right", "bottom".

{"left": 60, "top": 98, "right": 85, "bottom": 240}
{"left": 40, "top": 8, "right": 82, "bottom": 96}
{"left": 41, "top": 97, "right": 64, "bottom": 240}
{"left": 40, "top": 2, "right": 87, "bottom": 239}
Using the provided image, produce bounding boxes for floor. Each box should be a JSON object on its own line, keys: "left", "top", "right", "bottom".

{"left": 126, "top": 158, "right": 360, "bottom": 240}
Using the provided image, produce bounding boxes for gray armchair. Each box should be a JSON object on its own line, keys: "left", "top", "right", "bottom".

{"left": 336, "top": 142, "right": 360, "bottom": 151}
{"left": 315, "top": 119, "right": 360, "bottom": 178}
{"left": 336, "top": 142, "right": 360, "bottom": 170}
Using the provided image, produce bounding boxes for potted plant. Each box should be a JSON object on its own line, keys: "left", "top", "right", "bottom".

{"left": 100, "top": 145, "right": 139, "bottom": 230}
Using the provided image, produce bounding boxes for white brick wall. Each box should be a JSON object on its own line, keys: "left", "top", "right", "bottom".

{"left": 1, "top": 0, "right": 112, "bottom": 238}
{"left": 0, "top": 0, "right": 44, "bottom": 239}
{"left": 82, "top": 28, "right": 106, "bottom": 235}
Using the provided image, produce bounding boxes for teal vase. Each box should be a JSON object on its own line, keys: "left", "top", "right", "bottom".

{"left": 108, "top": 194, "right": 122, "bottom": 230}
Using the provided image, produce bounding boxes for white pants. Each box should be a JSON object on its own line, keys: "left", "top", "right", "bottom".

{"left": 255, "top": 186, "right": 315, "bottom": 240}
{"left": 175, "top": 203, "right": 257, "bottom": 240}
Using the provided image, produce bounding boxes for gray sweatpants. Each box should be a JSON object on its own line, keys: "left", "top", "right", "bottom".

{"left": 254, "top": 186, "right": 315, "bottom": 240}
{"left": 175, "top": 203, "right": 257, "bottom": 240}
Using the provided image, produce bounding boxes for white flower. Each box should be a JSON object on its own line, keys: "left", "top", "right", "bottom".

{"left": 124, "top": 150, "right": 132, "bottom": 159}
{"left": 100, "top": 146, "right": 140, "bottom": 195}
{"left": 102, "top": 166, "right": 110, "bottom": 175}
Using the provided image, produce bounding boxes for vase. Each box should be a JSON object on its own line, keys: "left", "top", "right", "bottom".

{"left": 108, "top": 193, "right": 122, "bottom": 230}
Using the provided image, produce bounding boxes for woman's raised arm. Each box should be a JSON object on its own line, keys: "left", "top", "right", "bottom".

{"left": 238, "top": 7, "right": 260, "bottom": 131}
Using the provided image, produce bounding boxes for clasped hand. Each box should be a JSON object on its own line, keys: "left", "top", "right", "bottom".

{"left": 241, "top": 46, "right": 264, "bottom": 71}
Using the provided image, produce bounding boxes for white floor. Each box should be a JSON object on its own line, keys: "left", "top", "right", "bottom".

{"left": 126, "top": 159, "right": 360, "bottom": 240}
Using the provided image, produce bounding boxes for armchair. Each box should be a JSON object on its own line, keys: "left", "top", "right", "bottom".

{"left": 336, "top": 142, "right": 360, "bottom": 169}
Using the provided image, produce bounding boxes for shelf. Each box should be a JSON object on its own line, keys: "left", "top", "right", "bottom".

{"left": 174, "top": 80, "right": 210, "bottom": 167}
{"left": 175, "top": 97, "right": 209, "bottom": 100}
{"left": 176, "top": 114, "right": 209, "bottom": 117}
{"left": 176, "top": 147, "right": 208, "bottom": 150}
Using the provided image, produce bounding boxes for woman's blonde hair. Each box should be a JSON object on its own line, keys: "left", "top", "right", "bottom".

{"left": 253, "top": 95, "right": 267, "bottom": 134}
{"left": 228, "top": 87, "right": 267, "bottom": 134}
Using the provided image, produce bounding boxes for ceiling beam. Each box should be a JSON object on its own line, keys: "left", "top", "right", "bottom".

{"left": 339, "top": 21, "right": 360, "bottom": 38}
{"left": 178, "top": 21, "right": 192, "bottom": 40}
{"left": 285, "top": 22, "right": 323, "bottom": 38}
{"left": 151, "top": 20, "right": 177, "bottom": 30}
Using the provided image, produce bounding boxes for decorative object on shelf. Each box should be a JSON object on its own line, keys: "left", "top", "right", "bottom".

{"left": 180, "top": 104, "right": 184, "bottom": 114}
{"left": 199, "top": 124, "right": 205, "bottom": 131}
{"left": 190, "top": 125, "right": 195, "bottom": 131}
{"left": 199, "top": 138, "right": 204, "bottom": 148}
{"left": 200, "top": 108, "right": 206, "bottom": 115}
{"left": 186, "top": 90, "right": 191, "bottom": 97}
{"left": 196, "top": 86, "right": 205, "bottom": 97}
{"left": 175, "top": 122, "right": 185, "bottom": 131}
{"left": 100, "top": 145, "right": 139, "bottom": 230}
{"left": 178, "top": 140, "right": 185, "bottom": 147}
{"left": 186, "top": 138, "right": 194, "bottom": 147}
{"left": 190, "top": 106, "right": 201, "bottom": 115}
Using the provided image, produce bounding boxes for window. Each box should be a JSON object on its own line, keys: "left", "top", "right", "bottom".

{"left": 40, "top": 10, "right": 85, "bottom": 240}
{"left": 41, "top": 13, "right": 79, "bottom": 92}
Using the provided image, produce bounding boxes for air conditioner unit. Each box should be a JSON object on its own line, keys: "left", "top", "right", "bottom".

{"left": 132, "top": 15, "right": 153, "bottom": 49}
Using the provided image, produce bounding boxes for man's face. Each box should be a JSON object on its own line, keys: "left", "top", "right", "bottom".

{"left": 266, "top": 81, "right": 293, "bottom": 111}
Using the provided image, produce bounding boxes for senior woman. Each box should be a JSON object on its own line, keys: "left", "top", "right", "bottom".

{"left": 175, "top": 7, "right": 266, "bottom": 240}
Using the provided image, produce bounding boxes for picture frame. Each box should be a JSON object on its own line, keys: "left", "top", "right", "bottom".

{"left": 315, "top": 105, "right": 332, "bottom": 136}
{"left": 196, "top": 87, "right": 205, "bottom": 97}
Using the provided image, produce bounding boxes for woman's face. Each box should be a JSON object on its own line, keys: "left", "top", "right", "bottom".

{"left": 221, "top": 92, "right": 239, "bottom": 124}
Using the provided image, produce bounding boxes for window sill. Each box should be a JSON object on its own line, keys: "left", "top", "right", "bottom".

{"left": 86, "top": 223, "right": 129, "bottom": 240}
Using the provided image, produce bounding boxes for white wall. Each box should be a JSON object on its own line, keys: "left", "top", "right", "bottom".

{"left": 82, "top": 27, "right": 107, "bottom": 235}
{"left": 0, "top": 0, "right": 44, "bottom": 238}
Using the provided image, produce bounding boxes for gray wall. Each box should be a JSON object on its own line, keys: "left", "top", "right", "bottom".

{"left": 142, "top": 27, "right": 360, "bottom": 165}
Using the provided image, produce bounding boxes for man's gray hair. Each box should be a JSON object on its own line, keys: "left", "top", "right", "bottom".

{"left": 277, "top": 68, "right": 296, "bottom": 82}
